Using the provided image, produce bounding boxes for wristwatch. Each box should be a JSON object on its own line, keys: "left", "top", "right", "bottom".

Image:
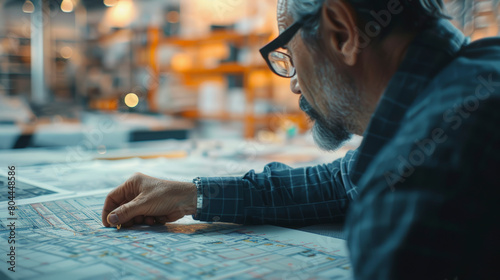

{"left": 192, "top": 177, "right": 203, "bottom": 214}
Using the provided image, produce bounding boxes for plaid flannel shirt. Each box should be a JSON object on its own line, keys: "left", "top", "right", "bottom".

{"left": 346, "top": 20, "right": 500, "bottom": 279}
{"left": 194, "top": 19, "right": 500, "bottom": 278}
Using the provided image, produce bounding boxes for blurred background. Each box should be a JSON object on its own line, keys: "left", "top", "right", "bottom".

{"left": 0, "top": 0, "right": 499, "bottom": 149}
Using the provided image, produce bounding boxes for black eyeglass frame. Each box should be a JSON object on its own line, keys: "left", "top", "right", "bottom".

{"left": 259, "top": 14, "right": 315, "bottom": 78}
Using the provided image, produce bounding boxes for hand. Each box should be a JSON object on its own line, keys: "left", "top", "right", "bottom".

{"left": 101, "top": 172, "right": 197, "bottom": 228}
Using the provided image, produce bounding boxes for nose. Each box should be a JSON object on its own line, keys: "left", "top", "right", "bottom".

{"left": 290, "top": 76, "right": 301, "bottom": 94}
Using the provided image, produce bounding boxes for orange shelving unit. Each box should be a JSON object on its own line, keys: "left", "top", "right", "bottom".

{"left": 146, "top": 27, "right": 309, "bottom": 138}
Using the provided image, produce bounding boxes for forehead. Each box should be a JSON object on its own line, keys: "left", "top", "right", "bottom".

{"left": 277, "top": 0, "right": 294, "bottom": 33}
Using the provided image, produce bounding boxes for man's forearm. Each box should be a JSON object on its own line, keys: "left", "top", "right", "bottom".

{"left": 194, "top": 150, "right": 358, "bottom": 226}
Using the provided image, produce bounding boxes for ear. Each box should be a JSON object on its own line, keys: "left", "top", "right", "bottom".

{"left": 319, "top": 0, "right": 360, "bottom": 66}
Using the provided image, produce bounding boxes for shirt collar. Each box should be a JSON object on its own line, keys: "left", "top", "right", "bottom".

{"left": 351, "top": 19, "right": 469, "bottom": 185}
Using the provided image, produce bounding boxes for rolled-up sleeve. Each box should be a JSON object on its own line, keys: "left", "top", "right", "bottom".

{"left": 193, "top": 149, "right": 358, "bottom": 227}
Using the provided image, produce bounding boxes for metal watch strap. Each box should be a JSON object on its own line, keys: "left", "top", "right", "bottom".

{"left": 193, "top": 177, "right": 203, "bottom": 213}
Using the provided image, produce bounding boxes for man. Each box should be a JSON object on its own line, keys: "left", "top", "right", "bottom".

{"left": 102, "top": 0, "right": 500, "bottom": 278}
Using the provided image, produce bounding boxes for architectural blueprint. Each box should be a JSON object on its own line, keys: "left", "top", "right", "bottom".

{"left": 0, "top": 140, "right": 356, "bottom": 279}
{"left": 0, "top": 191, "right": 352, "bottom": 280}
{"left": 0, "top": 175, "right": 55, "bottom": 202}
{"left": 0, "top": 175, "right": 70, "bottom": 203}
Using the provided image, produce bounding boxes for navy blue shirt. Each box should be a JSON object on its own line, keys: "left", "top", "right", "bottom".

{"left": 346, "top": 20, "right": 500, "bottom": 279}
{"left": 194, "top": 19, "right": 500, "bottom": 279}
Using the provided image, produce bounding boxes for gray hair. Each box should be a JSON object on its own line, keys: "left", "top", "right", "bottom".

{"left": 288, "top": 0, "right": 450, "bottom": 44}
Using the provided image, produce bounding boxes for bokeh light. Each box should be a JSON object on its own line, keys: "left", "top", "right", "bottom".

{"left": 124, "top": 93, "right": 139, "bottom": 108}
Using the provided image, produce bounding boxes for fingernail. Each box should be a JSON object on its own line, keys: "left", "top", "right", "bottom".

{"left": 108, "top": 213, "right": 118, "bottom": 224}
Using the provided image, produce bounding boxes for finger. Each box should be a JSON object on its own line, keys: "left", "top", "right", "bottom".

{"left": 102, "top": 190, "right": 126, "bottom": 227}
{"left": 102, "top": 174, "right": 142, "bottom": 227}
{"left": 134, "top": 215, "right": 145, "bottom": 224}
{"left": 155, "top": 216, "right": 168, "bottom": 225}
{"left": 107, "top": 198, "right": 143, "bottom": 227}
{"left": 144, "top": 216, "right": 156, "bottom": 226}
{"left": 121, "top": 220, "right": 135, "bottom": 228}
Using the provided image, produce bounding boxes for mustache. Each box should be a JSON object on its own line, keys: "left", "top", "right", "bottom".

{"left": 299, "top": 95, "right": 322, "bottom": 121}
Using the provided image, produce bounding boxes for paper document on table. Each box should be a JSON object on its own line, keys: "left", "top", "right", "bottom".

{"left": 0, "top": 175, "right": 71, "bottom": 203}
{"left": 0, "top": 192, "right": 352, "bottom": 280}
{"left": 15, "top": 156, "right": 265, "bottom": 194}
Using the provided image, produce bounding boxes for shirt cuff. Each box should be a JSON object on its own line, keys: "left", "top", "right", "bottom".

{"left": 191, "top": 176, "right": 245, "bottom": 224}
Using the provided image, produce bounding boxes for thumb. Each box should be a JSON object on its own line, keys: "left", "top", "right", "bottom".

{"left": 107, "top": 200, "right": 142, "bottom": 226}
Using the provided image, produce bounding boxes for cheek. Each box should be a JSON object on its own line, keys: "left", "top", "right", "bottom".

{"left": 292, "top": 38, "right": 331, "bottom": 114}
{"left": 296, "top": 64, "right": 329, "bottom": 115}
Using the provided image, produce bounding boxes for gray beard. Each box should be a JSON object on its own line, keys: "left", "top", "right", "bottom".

{"left": 299, "top": 95, "right": 352, "bottom": 151}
